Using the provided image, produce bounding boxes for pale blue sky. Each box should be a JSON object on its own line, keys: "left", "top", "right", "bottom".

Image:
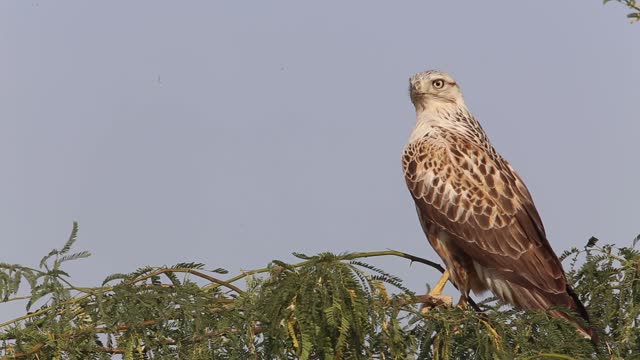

{"left": 0, "top": 2, "right": 638, "bottom": 320}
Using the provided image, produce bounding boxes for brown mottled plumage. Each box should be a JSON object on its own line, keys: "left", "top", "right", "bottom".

{"left": 403, "top": 70, "right": 595, "bottom": 341}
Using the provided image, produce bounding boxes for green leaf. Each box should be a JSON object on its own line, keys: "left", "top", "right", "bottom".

{"left": 633, "top": 233, "right": 640, "bottom": 248}
{"left": 210, "top": 267, "right": 228, "bottom": 274}
{"left": 60, "top": 221, "right": 79, "bottom": 255}
{"left": 172, "top": 262, "right": 205, "bottom": 270}
{"left": 39, "top": 248, "right": 59, "bottom": 269}
{"left": 292, "top": 252, "right": 312, "bottom": 260}
{"left": 46, "top": 269, "right": 70, "bottom": 278}
{"left": 102, "top": 272, "right": 129, "bottom": 285}
{"left": 58, "top": 251, "right": 91, "bottom": 264}
{"left": 271, "top": 260, "right": 294, "bottom": 270}
{"left": 163, "top": 271, "right": 181, "bottom": 286}
{"left": 39, "top": 222, "right": 80, "bottom": 269}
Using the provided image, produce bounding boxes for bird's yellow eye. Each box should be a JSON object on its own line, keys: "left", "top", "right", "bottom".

{"left": 432, "top": 79, "right": 445, "bottom": 89}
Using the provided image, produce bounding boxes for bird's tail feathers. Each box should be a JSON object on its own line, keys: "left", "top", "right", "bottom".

{"left": 565, "top": 285, "right": 598, "bottom": 344}
{"left": 495, "top": 280, "right": 598, "bottom": 344}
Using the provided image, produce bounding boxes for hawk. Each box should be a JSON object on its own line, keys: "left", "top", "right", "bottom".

{"left": 402, "top": 70, "right": 596, "bottom": 340}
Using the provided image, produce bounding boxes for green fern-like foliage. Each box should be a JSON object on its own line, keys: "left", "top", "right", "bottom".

{"left": 0, "top": 223, "right": 638, "bottom": 359}
{"left": 604, "top": 0, "right": 640, "bottom": 22}
{"left": 256, "top": 252, "right": 410, "bottom": 359}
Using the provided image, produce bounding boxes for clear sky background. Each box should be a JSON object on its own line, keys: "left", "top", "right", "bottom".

{"left": 0, "top": 2, "right": 638, "bottom": 321}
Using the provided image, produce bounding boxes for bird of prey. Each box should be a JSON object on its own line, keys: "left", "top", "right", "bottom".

{"left": 402, "top": 70, "right": 596, "bottom": 340}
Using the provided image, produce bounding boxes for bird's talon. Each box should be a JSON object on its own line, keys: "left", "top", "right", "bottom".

{"left": 419, "top": 294, "right": 454, "bottom": 313}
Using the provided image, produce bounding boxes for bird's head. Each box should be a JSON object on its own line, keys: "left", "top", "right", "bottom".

{"left": 409, "top": 70, "right": 465, "bottom": 112}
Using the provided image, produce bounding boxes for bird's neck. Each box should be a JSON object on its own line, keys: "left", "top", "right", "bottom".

{"left": 410, "top": 104, "right": 470, "bottom": 140}
{"left": 410, "top": 104, "right": 492, "bottom": 150}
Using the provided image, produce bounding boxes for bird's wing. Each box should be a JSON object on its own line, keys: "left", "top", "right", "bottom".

{"left": 403, "top": 133, "right": 565, "bottom": 294}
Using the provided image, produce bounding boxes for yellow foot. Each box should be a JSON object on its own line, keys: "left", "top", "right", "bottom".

{"left": 429, "top": 270, "right": 450, "bottom": 296}
{"left": 420, "top": 270, "right": 452, "bottom": 312}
